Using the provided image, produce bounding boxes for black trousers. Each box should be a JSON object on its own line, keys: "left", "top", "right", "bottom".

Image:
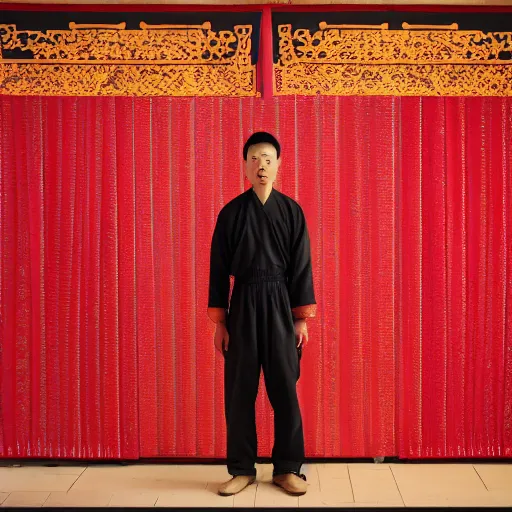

{"left": 223, "top": 274, "right": 304, "bottom": 477}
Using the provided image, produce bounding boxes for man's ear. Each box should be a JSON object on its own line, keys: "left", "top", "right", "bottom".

{"left": 277, "top": 157, "right": 282, "bottom": 169}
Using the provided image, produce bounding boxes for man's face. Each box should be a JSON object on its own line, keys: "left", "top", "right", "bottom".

{"left": 245, "top": 142, "right": 281, "bottom": 187}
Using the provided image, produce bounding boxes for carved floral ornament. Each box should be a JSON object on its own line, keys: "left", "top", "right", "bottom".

{"left": 275, "top": 22, "right": 512, "bottom": 96}
{"left": 0, "top": 22, "right": 256, "bottom": 96}
{"left": 0, "top": 19, "right": 511, "bottom": 96}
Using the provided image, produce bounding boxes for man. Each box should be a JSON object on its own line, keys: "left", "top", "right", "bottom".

{"left": 208, "top": 131, "right": 317, "bottom": 497}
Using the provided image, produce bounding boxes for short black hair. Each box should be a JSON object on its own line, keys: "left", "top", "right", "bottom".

{"left": 243, "top": 131, "right": 281, "bottom": 161}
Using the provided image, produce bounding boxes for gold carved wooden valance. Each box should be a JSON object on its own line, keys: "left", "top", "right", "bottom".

{"left": 275, "top": 23, "right": 512, "bottom": 96}
{"left": 1, "top": 16, "right": 512, "bottom": 97}
{"left": 0, "top": 22, "right": 256, "bottom": 96}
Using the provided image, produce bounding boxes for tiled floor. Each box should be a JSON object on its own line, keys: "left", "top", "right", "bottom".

{"left": 0, "top": 462, "right": 511, "bottom": 507}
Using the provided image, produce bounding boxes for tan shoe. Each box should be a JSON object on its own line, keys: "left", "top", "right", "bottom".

{"left": 273, "top": 473, "right": 308, "bottom": 496}
{"left": 217, "top": 475, "right": 256, "bottom": 496}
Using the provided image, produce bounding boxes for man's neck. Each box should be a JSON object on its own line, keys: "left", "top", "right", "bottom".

{"left": 253, "top": 185, "right": 273, "bottom": 205}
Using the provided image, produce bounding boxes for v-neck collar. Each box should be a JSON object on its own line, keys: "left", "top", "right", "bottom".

{"left": 251, "top": 187, "right": 274, "bottom": 208}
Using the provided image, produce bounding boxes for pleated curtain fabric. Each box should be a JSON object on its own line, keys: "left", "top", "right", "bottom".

{"left": 1, "top": 95, "right": 511, "bottom": 459}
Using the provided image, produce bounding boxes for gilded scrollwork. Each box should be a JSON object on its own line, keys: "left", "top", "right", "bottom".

{"left": 0, "top": 22, "right": 256, "bottom": 96}
{"left": 0, "top": 62, "right": 255, "bottom": 96}
{"left": 1, "top": 19, "right": 510, "bottom": 96}
{"left": 276, "top": 23, "right": 512, "bottom": 96}
{"left": 275, "top": 63, "right": 512, "bottom": 96}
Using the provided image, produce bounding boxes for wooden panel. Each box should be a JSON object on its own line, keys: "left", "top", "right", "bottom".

{"left": 1, "top": 0, "right": 511, "bottom": 6}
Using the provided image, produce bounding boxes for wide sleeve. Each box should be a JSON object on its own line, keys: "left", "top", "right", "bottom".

{"left": 207, "top": 210, "right": 231, "bottom": 323}
{"left": 288, "top": 206, "right": 317, "bottom": 320}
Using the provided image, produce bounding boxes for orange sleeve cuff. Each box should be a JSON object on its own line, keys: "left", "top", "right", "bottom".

{"left": 207, "top": 307, "right": 226, "bottom": 323}
{"left": 292, "top": 304, "right": 317, "bottom": 319}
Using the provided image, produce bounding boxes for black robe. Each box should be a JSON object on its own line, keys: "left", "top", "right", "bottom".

{"left": 208, "top": 187, "right": 316, "bottom": 478}
{"left": 208, "top": 187, "right": 316, "bottom": 317}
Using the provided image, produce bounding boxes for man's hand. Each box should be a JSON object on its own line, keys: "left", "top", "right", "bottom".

{"left": 294, "top": 319, "right": 308, "bottom": 348}
{"left": 214, "top": 322, "right": 229, "bottom": 354}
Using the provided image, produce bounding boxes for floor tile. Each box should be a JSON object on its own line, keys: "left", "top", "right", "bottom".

{"left": 316, "top": 463, "right": 350, "bottom": 492}
{"left": 349, "top": 463, "right": 394, "bottom": 471}
{"left": 299, "top": 488, "right": 353, "bottom": 507}
{"left": 256, "top": 464, "right": 273, "bottom": 483}
{"left": 317, "top": 463, "right": 350, "bottom": 479}
{"left": 397, "top": 493, "right": 512, "bottom": 507}
{"left": 1, "top": 491, "right": 50, "bottom": 507}
{"left": 349, "top": 502, "right": 405, "bottom": 507}
{"left": 391, "top": 464, "right": 489, "bottom": 506}
{"left": 0, "top": 469, "right": 78, "bottom": 492}
{"left": 300, "top": 502, "right": 403, "bottom": 508}
{"left": 486, "top": 490, "right": 512, "bottom": 506}
{"left": 71, "top": 465, "right": 206, "bottom": 492}
{"left": 155, "top": 484, "right": 233, "bottom": 507}
{"left": 301, "top": 464, "right": 320, "bottom": 490}
{"left": 349, "top": 466, "right": 403, "bottom": 504}
{"left": 315, "top": 464, "right": 353, "bottom": 500}
{"left": 233, "top": 481, "right": 257, "bottom": 508}
{"left": 473, "top": 464, "right": 512, "bottom": 491}
{"left": 0, "top": 464, "right": 87, "bottom": 476}
{"left": 0, "top": 462, "right": 506, "bottom": 508}
{"left": 254, "top": 482, "right": 299, "bottom": 507}
{"left": 43, "top": 490, "right": 112, "bottom": 507}
{"left": 108, "top": 491, "right": 160, "bottom": 507}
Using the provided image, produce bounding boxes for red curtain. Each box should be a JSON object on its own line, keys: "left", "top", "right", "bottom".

{"left": 399, "top": 97, "right": 512, "bottom": 458}
{"left": 1, "top": 95, "right": 511, "bottom": 459}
